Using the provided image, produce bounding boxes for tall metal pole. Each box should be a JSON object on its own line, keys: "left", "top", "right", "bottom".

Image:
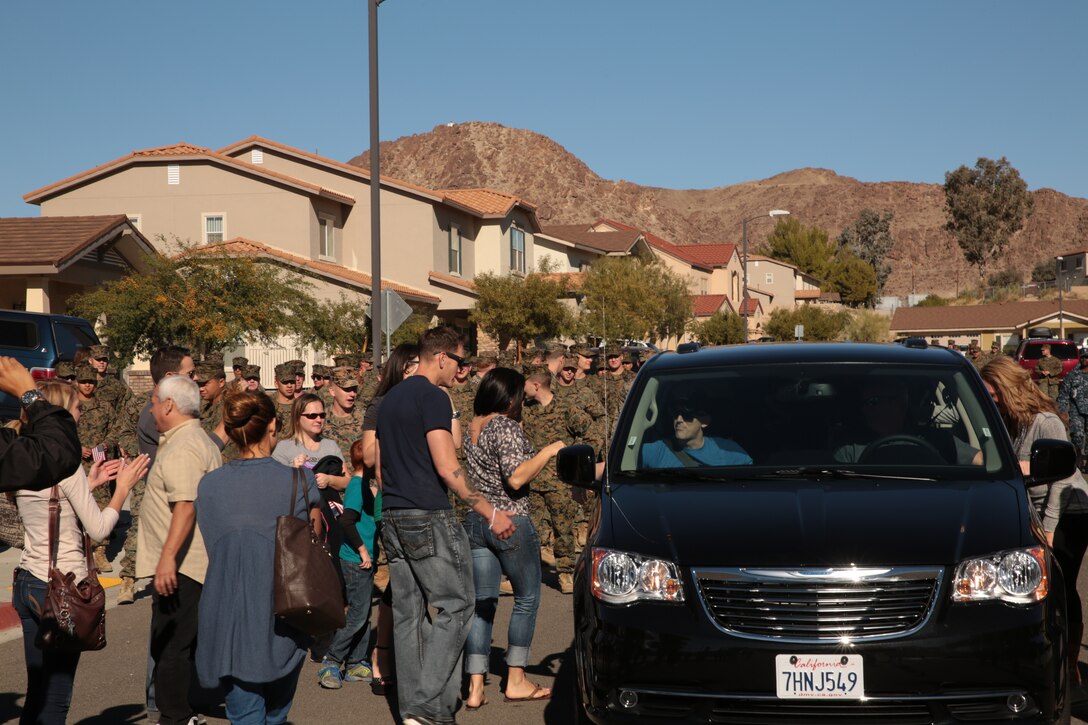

{"left": 368, "top": 0, "right": 383, "bottom": 370}
{"left": 1057, "top": 256, "right": 1064, "bottom": 339}
{"left": 741, "top": 217, "right": 749, "bottom": 341}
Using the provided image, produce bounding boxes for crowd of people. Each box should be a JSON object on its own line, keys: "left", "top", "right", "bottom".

{"left": 8, "top": 328, "right": 1088, "bottom": 724}
{"left": 0, "top": 331, "right": 645, "bottom": 724}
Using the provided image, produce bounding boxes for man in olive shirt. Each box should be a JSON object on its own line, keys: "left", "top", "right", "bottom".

{"left": 137, "top": 375, "right": 221, "bottom": 725}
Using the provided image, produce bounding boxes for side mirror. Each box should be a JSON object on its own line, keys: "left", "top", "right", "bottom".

{"left": 557, "top": 444, "right": 598, "bottom": 489}
{"left": 1028, "top": 439, "right": 1077, "bottom": 485}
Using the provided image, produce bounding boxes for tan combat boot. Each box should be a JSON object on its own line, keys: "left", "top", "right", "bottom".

{"left": 118, "top": 577, "right": 135, "bottom": 605}
{"left": 558, "top": 573, "right": 574, "bottom": 594}
{"left": 540, "top": 545, "right": 556, "bottom": 567}
{"left": 499, "top": 578, "right": 514, "bottom": 595}
{"left": 93, "top": 546, "right": 112, "bottom": 573}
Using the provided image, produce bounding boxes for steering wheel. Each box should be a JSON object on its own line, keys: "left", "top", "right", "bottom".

{"left": 857, "top": 434, "right": 945, "bottom": 465}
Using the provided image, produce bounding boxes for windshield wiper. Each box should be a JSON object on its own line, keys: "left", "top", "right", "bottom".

{"left": 761, "top": 467, "right": 937, "bottom": 482}
{"left": 616, "top": 468, "right": 739, "bottom": 482}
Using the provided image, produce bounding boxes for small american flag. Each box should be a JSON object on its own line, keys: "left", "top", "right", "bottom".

{"left": 92, "top": 445, "right": 106, "bottom": 464}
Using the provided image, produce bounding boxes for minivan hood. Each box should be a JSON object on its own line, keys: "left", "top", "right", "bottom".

{"left": 604, "top": 478, "right": 1028, "bottom": 568}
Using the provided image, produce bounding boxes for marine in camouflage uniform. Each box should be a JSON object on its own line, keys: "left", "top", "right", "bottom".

{"left": 272, "top": 363, "right": 298, "bottom": 440}
{"left": 600, "top": 345, "right": 635, "bottom": 428}
{"left": 523, "top": 371, "right": 592, "bottom": 592}
{"left": 324, "top": 367, "right": 366, "bottom": 461}
{"left": 225, "top": 356, "right": 249, "bottom": 396}
{"left": 966, "top": 344, "right": 991, "bottom": 372}
{"left": 1036, "top": 345, "right": 1064, "bottom": 399}
{"left": 446, "top": 358, "right": 477, "bottom": 519}
{"left": 75, "top": 364, "right": 116, "bottom": 572}
{"left": 1058, "top": 351, "right": 1088, "bottom": 468}
{"left": 88, "top": 344, "right": 132, "bottom": 413}
{"left": 195, "top": 361, "right": 227, "bottom": 438}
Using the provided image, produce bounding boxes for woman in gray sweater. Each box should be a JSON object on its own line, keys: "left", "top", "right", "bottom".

{"left": 983, "top": 356, "right": 1088, "bottom": 681}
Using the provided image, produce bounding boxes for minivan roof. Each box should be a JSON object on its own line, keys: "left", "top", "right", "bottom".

{"left": 642, "top": 342, "right": 967, "bottom": 373}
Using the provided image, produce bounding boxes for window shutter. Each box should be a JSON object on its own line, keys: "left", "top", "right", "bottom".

{"left": 251, "top": 149, "right": 264, "bottom": 164}
{"left": 167, "top": 165, "right": 180, "bottom": 185}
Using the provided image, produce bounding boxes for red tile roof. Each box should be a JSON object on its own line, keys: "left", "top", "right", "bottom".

{"left": 739, "top": 298, "right": 762, "bottom": 315}
{"left": 187, "top": 237, "right": 440, "bottom": 304}
{"left": 692, "top": 294, "right": 731, "bottom": 316}
{"left": 216, "top": 135, "right": 443, "bottom": 200}
{"left": 891, "top": 300, "right": 1088, "bottom": 333}
{"left": 538, "top": 226, "right": 643, "bottom": 254}
{"left": 795, "top": 289, "right": 822, "bottom": 299}
{"left": 538, "top": 271, "right": 587, "bottom": 292}
{"left": 0, "top": 215, "right": 152, "bottom": 268}
{"left": 674, "top": 243, "right": 738, "bottom": 267}
{"left": 24, "top": 143, "right": 356, "bottom": 206}
{"left": 594, "top": 218, "right": 713, "bottom": 271}
{"left": 427, "top": 270, "right": 477, "bottom": 294}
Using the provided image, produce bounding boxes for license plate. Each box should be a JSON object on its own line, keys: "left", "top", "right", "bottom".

{"left": 775, "top": 654, "right": 864, "bottom": 699}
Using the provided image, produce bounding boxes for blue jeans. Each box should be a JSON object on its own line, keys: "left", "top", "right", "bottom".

{"left": 222, "top": 663, "right": 303, "bottom": 725}
{"left": 325, "top": 558, "right": 375, "bottom": 666}
{"left": 13, "top": 568, "right": 81, "bottom": 725}
{"left": 382, "top": 508, "right": 474, "bottom": 724}
{"left": 464, "top": 512, "right": 542, "bottom": 675}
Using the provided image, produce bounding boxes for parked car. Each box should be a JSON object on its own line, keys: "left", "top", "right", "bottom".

{"left": 1015, "top": 329, "right": 1080, "bottom": 380}
{"left": 559, "top": 342, "right": 1073, "bottom": 724}
{"left": 0, "top": 310, "right": 99, "bottom": 420}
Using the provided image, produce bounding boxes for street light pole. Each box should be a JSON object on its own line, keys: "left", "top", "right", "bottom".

{"left": 1057, "top": 256, "right": 1064, "bottom": 339}
{"left": 741, "top": 209, "right": 790, "bottom": 341}
{"left": 368, "top": 0, "right": 383, "bottom": 370}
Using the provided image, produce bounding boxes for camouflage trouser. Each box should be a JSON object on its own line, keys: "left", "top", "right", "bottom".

{"left": 540, "top": 478, "right": 583, "bottom": 575}
{"left": 1070, "top": 414, "right": 1088, "bottom": 469}
{"left": 1039, "top": 378, "right": 1061, "bottom": 400}
{"left": 119, "top": 477, "right": 146, "bottom": 579}
{"left": 89, "top": 463, "right": 113, "bottom": 549}
{"left": 529, "top": 486, "right": 554, "bottom": 553}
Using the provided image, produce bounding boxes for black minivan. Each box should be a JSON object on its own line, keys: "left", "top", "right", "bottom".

{"left": 0, "top": 310, "right": 99, "bottom": 420}
{"left": 560, "top": 342, "right": 1074, "bottom": 724}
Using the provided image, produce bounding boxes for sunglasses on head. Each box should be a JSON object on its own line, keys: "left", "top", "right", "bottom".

{"left": 300, "top": 412, "right": 327, "bottom": 420}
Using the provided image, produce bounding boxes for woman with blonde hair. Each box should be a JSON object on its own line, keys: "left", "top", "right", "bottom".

{"left": 982, "top": 355, "right": 1088, "bottom": 681}
{"left": 272, "top": 393, "right": 349, "bottom": 491}
{"left": 13, "top": 380, "right": 150, "bottom": 725}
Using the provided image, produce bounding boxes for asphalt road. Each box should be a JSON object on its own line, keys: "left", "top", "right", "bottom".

{"left": 2, "top": 563, "right": 1088, "bottom": 725}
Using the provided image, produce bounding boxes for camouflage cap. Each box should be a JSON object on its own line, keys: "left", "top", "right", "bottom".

{"left": 242, "top": 364, "right": 261, "bottom": 380}
{"left": 603, "top": 344, "right": 623, "bottom": 357}
{"left": 194, "top": 361, "right": 226, "bottom": 382}
{"left": 331, "top": 366, "right": 359, "bottom": 390}
{"left": 204, "top": 351, "right": 225, "bottom": 366}
{"left": 274, "top": 363, "right": 296, "bottom": 383}
{"left": 560, "top": 354, "right": 579, "bottom": 370}
{"left": 75, "top": 363, "right": 99, "bottom": 382}
{"left": 285, "top": 359, "right": 305, "bottom": 374}
{"left": 332, "top": 353, "right": 360, "bottom": 368}
{"left": 474, "top": 351, "right": 498, "bottom": 367}
{"left": 312, "top": 364, "right": 331, "bottom": 377}
{"left": 232, "top": 356, "right": 249, "bottom": 369}
{"left": 572, "top": 344, "right": 599, "bottom": 358}
{"left": 55, "top": 361, "right": 77, "bottom": 379}
{"left": 88, "top": 344, "right": 110, "bottom": 360}
{"left": 496, "top": 350, "right": 518, "bottom": 368}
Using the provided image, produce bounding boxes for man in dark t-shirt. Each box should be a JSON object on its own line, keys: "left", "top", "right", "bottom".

{"left": 376, "top": 327, "right": 515, "bottom": 724}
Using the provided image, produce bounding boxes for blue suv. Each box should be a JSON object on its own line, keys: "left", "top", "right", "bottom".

{"left": 0, "top": 310, "right": 99, "bottom": 420}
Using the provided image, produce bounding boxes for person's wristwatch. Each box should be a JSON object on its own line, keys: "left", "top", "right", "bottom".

{"left": 451, "top": 410, "right": 462, "bottom": 420}
{"left": 20, "top": 389, "right": 45, "bottom": 408}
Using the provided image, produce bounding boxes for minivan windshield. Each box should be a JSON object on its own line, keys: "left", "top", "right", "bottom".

{"left": 616, "top": 362, "right": 1010, "bottom": 479}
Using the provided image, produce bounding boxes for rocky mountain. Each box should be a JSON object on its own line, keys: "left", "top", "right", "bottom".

{"left": 350, "top": 122, "right": 1088, "bottom": 297}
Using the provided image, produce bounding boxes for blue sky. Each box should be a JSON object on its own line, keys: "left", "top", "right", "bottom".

{"left": 1, "top": 0, "right": 1084, "bottom": 218}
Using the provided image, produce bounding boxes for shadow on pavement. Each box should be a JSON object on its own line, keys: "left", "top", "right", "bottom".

{"left": 0, "top": 691, "right": 23, "bottom": 723}
{"left": 542, "top": 642, "right": 577, "bottom": 724}
{"left": 74, "top": 703, "right": 145, "bottom": 724}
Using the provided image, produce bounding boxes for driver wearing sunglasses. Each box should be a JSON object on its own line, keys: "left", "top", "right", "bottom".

{"left": 640, "top": 397, "right": 752, "bottom": 469}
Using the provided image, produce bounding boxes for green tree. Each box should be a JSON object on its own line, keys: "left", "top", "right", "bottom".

{"left": 845, "top": 310, "right": 891, "bottom": 342}
{"left": 915, "top": 294, "right": 948, "bottom": 307}
{"left": 309, "top": 293, "right": 372, "bottom": 356}
{"left": 838, "top": 209, "right": 896, "bottom": 297}
{"left": 987, "top": 268, "right": 1022, "bottom": 289}
{"left": 759, "top": 218, "right": 837, "bottom": 280}
{"left": 944, "top": 156, "right": 1034, "bottom": 281}
{"left": 391, "top": 313, "right": 433, "bottom": 348}
{"left": 577, "top": 255, "right": 692, "bottom": 344}
{"left": 764, "top": 306, "right": 850, "bottom": 342}
{"left": 471, "top": 271, "right": 571, "bottom": 352}
{"left": 691, "top": 311, "right": 746, "bottom": 345}
{"left": 1031, "top": 259, "right": 1057, "bottom": 284}
{"left": 69, "top": 237, "right": 319, "bottom": 361}
{"left": 827, "top": 254, "right": 879, "bottom": 307}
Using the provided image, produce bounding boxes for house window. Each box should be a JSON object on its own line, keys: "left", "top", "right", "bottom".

{"left": 203, "top": 214, "right": 225, "bottom": 244}
{"left": 318, "top": 215, "right": 335, "bottom": 259}
{"left": 167, "top": 165, "right": 180, "bottom": 185}
{"left": 1077, "top": 257, "right": 1084, "bottom": 270}
{"left": 510, "top": 226, "right": 526, "bottom": 274}
{"left": 765, "top": 273, "right": 774, "bottom": 285}
{"left": 251, "top": 149, "right": 264, "bottom": 164}
{"left": 448, "top": 225, "right": 462, "bottom": 275}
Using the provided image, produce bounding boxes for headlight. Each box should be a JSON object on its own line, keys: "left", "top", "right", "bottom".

{"left": 590, "top": 548, "right": 684, "bottom": 604}
{"left": 952, "top": 547, "right": 1048, "bottom": 604}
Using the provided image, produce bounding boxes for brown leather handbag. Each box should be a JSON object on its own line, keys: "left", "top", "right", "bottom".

{"left": 273, "top": 467, "right": 345, "bottom": 636}
{"left": 35, "top": 487, "right": 107, "bottom": 652}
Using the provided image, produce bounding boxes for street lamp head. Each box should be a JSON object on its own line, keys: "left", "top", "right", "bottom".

{"left": 769, "top": 209, "right": 790, "bottom": 217}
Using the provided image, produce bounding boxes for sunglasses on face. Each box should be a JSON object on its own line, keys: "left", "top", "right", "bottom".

{"left": 278, "top": 379, "right": 296, "bottom": 385}
{"left": 671, "top": 407, "right": 700, "bottom": 422}
{"left": 300, "top": 412, "right": 327, "bottom": 420}
{"left": 444, "top": 351, "right": 467, "bottom": 367}
{"left": 313, "top": 375, "right": 329, "bottom": 380}
{"left": 59, "top": 376, "right": 76, "bottom": 382}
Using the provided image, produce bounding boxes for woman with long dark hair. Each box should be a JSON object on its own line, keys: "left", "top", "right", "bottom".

{"left": 195, "top": 391, "right": 322, "bottom": 722}
{"left": 463, "top": 367, "right": 565, "bottom": 707}
{"left": 358, "top": 342, "right": 418, "bottom": 694}
{"left": 982, "top": 356, "right": 1088, "bottom": 681}
{"left": 13, "top": 380, "right": 149, "bottom": 725}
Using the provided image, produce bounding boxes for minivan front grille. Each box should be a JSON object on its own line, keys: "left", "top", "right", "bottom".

{"left": 695, "top": 567, "right": 942, "bottom": 642}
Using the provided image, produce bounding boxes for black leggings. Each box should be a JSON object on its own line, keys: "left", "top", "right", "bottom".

{"left": 1053, "top": 512, "right": 1088, "bottom": 661}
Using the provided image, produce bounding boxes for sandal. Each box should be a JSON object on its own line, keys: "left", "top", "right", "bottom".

{"left": 371, "top": 676, "right": 394, "bottom": 696}
{"left": 465, "top": 697, "right": 489, "bottom": 711}
{"left": 503, "top": 683, "right": 551, "bottom": 702}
